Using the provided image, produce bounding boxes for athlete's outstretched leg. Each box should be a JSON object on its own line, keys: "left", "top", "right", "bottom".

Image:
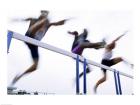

{"left": 11, "top": 44, "right": 39, "bottom": 85}
{"left": 11, "top": 60, "right": 38, "bottom": 85}
{"left": 80, "top": 40, "right": 106, "bottom": 49}
{"left": 93, "top": 57, "right": 127, "bottom": 93}
{"left": 94, "top": 71, "right": 107, "bottom": 93}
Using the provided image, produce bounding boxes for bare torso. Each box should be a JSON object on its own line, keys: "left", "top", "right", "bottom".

{"left": 26, "top": 17, "right": 50, "bottom": 40}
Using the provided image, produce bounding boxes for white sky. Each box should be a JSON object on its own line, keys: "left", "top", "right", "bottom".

{"left": 7, "top": 10, "right": 133, "bottom": 95}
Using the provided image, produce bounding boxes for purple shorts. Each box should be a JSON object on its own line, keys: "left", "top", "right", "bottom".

{"left": 72, "top": 45, "right": 84, "bottom": 55}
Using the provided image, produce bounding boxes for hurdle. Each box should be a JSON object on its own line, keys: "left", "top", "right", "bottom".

{"left": 7, "top": 30, "right": 133, "bottom": 94}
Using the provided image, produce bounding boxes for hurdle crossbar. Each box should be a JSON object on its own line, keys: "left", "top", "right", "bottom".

{"left": 8, "top": 30, "right": 133, "bottom": 79}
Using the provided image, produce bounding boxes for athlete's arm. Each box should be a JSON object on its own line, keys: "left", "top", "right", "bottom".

{"left": 112, "top": 31, "right": 128, "bottom": 42}
{"left": 11, "top": 17, "right": 35, "bottom": 22}
{"left": 49, "top": 19, "right": 67, "bottom": 26}
{"left": 68, "top": 31, "right": 78, "bottom": 36}
{"left": 24, "top": 18, "right": 33, "bottom": 21}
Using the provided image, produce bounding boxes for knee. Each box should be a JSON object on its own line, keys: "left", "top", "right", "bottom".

{"left": 102, "top": 76, "right": 107, "bottom": 82}
{"left": 102, "top": 73, "right": 107, "bottom": 81}
{"left": 31, "top": 62, "right": 38, "bottom": 72}
{"left": 33, "top": 65, "right": 37, "bottom": 70}
{"left": 33, "top": 63, "right": 38, "bottom": 70}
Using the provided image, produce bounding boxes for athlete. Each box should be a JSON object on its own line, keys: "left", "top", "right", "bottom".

{"left": 94, "top": 31, "right": 133, "bottom": 93}
{"left": 11, "top": 10, "right": 68, "bottom": 85}
{"left": 68, "top": 28, "right": 106, "bottom": 78}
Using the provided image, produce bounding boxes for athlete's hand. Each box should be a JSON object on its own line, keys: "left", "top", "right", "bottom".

{"left": 57, "top": 19, "right": 67, "bottom": 25}
{"left": 68, "top": 31, "right": 71, "bottom": 34}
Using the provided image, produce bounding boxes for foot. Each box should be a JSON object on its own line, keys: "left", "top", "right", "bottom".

{"left": 95, "top": 38, "right": 107, "bottom": 49}
{"left": 11, "top": 74, "right": 21, "bottom": 86}
{"left": 79, "top": 67, "right": 91, "bottom": 78}
{"left": 100, "top": 38, "right": 107, "bottom": 48}
{"left": 86, "top": 67, "right": 91, "bottom": 73}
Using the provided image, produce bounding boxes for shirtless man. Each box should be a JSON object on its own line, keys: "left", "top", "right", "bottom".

{"left": 11, "top": 10, "right": 68, "bottom": 85}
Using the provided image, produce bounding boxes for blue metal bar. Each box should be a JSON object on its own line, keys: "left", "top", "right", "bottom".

{"left": 76, "top": 55, "right": 80, "bottom": 94}
{"left": 83, "top": 58, "right": 87, "bottom": 94}
{"left": 114, "top": 70, "right": 119, "bottom": 95}
{"left": 7, "top": 31, "right": 13, "bottom": 53}
{"left": 117, "top": 71, "right": 122, "bottom": 95}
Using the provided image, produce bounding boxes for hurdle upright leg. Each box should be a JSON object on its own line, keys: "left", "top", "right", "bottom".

{"left": 76, "top": 55, "right": 80, "bottom": 94}
{"left": 83, "top": 58, "right": 87, "bottom": 94}
{"left": 117, "top": 71, "right": 122, "bottom": 95}
{"left": 114, "top": 70, "right": 119, "bottom": 95}
{"left": 7, "top": 30, "right": 13, "bottom": 53}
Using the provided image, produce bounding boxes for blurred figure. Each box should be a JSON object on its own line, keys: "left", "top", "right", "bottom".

{"left": 68, "top": 28, "right": 106, "bottom": 78}
{"left": 11, "top": 10, "right": 68, "bottom": 85}
{"left": 94, "top": 31, "right": 133, "bottom": 93}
